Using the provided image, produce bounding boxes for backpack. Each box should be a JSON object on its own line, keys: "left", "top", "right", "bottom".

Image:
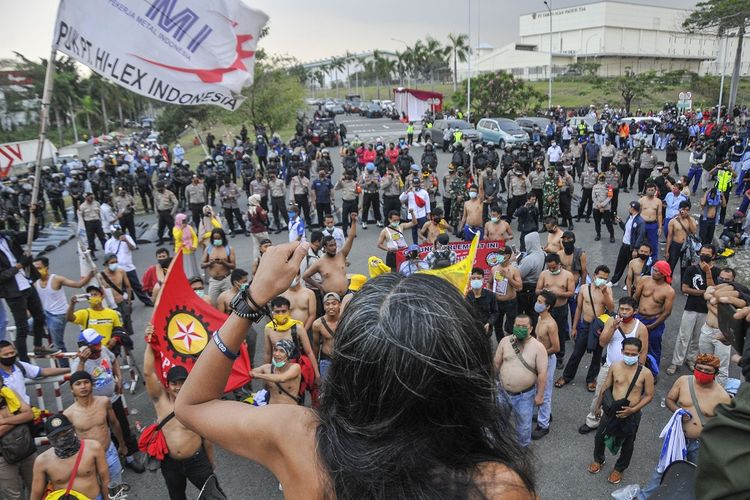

{"left": 206, "top": 243, "right": 231, "bottom": 258}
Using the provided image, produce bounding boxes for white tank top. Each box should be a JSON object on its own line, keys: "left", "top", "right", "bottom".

{"left": 606, "top": 319, "right": 640, "bottom": 365}
{"left": 34, "top": 275, "right": 69, "bottom": 315}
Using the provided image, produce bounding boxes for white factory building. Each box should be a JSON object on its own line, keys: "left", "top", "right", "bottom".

{"left": 463, "top": 1, "right": 750, "bottom": 80}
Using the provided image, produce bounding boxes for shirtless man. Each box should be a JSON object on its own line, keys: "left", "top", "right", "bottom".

{"left": 579, "top": 296, "right": 650, "bottom": 434}
{"left": 558, "top": 231, "right": 588, "bottom": 286}
{"left": 639, "top": 182, "right": 663, "bottom": 258}
{"left": 144, "top": 325, "right": 217, "bottom": 500}
{"left": 281, "top": 272, "right": 318, "bottom": 334}
{"left": 251, "top": 339, "right": 302, "bottom": 405}
{"left": 303, "top": 213, "right": 357, "bottom": 296}
{"left": 311, "top": 292, "right": 340, "bottom": 378}
{"left": 535, "top": 253, "right": 576, "bottom": 367}
{"left": 378, "top": 209, "right": 417, "bottom": 270}
{"left": 484, "top": 205, "right": 513, "bottom": 243}
{"left": 101, "top": 253, "right": 134, "bottom": 335}
{"left": 216, "top": 269, "right": 249, "bottom": 314}
{"left": 490, "top": 246, "right": 522, "bottom": 340}
{"left": 201, "top": 228, "right": 236, "bottom": 305}
{"left": 634, "top": 260, "right": 676, "bottom": 364}
{"left": 542, "top": 216, "right": 564, "bottom": 254}
{"left": 419, "top": 208, "right": 453, "bottom": 244}
{"left": 31, "top": 414, "right": 109, "bottom": 500}
{"left": 558, "top": 265, "right": 615, "bottom": 390}
{"left": 625, "top": 243, "right": 654, "bottom": 297}
{"left": 639, "top": 353, "right": 731, "bottom": 495}
{"left": 264, "top": 296, "right": 320, "bottom": 385}
{"left": 458, "top": 182, "right": 485, "bottom": 241}
{"left": 699, "top": 267, "right": 736, "bottom": 385}
{"left": 590, "top": 337, "right": 654, "bottom": 485}
{"left": 63, "top": 371, "right": 127, "bottom": 495}
{"left": 532, "top": 291, "right": 560, "bottom": 440}
{"left": 494, "top": 315, "right": 548, "bottom": 447}
{"left": 666, "top": 200, "right": 698, "bottom": 277}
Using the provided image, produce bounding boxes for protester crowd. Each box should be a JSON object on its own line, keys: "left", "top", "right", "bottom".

{"left": 0, "top": 102, "right": 748, "bottom": 499}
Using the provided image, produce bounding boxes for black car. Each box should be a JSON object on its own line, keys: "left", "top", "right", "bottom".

{"left": 429, "top": 119, "right": 482, "bottom": 144}
{"left": 515, "top": 116, "right": 554, "bottom": 145}
{"left": 309, "top": 119, "right": 339, "bottom": 146}
{"left": 363, "top": 102, "right": 383, "bottom": 118}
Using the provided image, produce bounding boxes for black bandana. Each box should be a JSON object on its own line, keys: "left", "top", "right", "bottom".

{"left": 50, "top": 430, "right": 81, "bottom": 459}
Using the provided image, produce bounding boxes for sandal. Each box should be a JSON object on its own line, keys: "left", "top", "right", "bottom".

{"left": 587, "top": 382, "right": 597, "bottom": 392}
{"left": 554, "top": 377, "right": 568, "bottom": 388}
{"left": 608, "top": 469, "right": 623, "bottom": 484}
{"left": 587, "top": 462, "right": 604, "bottom": 474}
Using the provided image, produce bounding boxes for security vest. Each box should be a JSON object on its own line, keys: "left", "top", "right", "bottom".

{"left": 577, "top": 123, "right": 586, "bottom": 136}
{"left": 426, "top": 122, "right": 432, "bottom": 129}
{"left": 453, "top": 130, "right": 463, "bottom": 143}
{"left": 716, "top": 169, "right": 733, "bottom": 191}
{"left": 406, "top": 124, "right": 414, "bottom": 134}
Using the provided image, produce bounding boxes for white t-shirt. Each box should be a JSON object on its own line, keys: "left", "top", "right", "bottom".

{"left": 69, "top": 347, "right": 118, "bottom": 402}
{"left": 104, "top": 235, "right": 136, "bottom": 272}
{"left": 0, "top": 361, "right": 41, "bottom": 404}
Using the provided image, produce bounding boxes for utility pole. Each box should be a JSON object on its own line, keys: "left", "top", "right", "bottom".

{"left": 544, "top": 1, "right": 553, "bottom": 110}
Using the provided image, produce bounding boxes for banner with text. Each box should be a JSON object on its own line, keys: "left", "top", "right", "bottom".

{"left": 394, "top": 239, "right": 507, "bottom": 278}
{"left": 0, "top": 139, "right": 57, "bottom": 178}
{"left": 53, "top": 0, "right": 269, "bottom": 110}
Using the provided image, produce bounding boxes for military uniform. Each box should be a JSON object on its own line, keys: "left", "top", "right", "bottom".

{"left": 542, "top": 174, "right": 560, "bottom": 218}
{"left": 449, "top": 173, "right": 469, "bottom": 227}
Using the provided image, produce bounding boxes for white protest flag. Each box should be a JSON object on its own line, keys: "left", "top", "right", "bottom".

{"left": 53, "top": 0, "right": 268, "bottom": 110}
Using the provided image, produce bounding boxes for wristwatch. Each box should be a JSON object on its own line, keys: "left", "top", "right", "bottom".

{"left": 229, "top": 284, "right": 268, "bottom": 322}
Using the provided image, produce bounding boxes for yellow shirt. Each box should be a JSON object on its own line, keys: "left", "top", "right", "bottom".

{"left": 172, "top": 226, "right": 199, "bottom": 255}
{"left": 73, "top": 308, "right": 123, "bottom": 344}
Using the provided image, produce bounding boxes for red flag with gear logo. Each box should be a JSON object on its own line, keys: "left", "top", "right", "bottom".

{"left": 148, "top": 251, "right": 252, "bottom": 392}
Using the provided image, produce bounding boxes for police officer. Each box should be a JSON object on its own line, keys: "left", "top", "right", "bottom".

{"left": 240, "top": 154, "right": 256, "bottom": 196}
{"left": 197, "top": 157, "right": 217, "bottom": 205}
{"left": 381, "top": 164, "right": 402, "bottom": 220}
{"left": 576, "top": 163, "right": 598, "bottom": 223}
{"left": 134, "top": 165, "right": 154, "bottom": 213}
{"left": 335, "top": 171, "right": 360, "bottom": 237}
{"left": 506, "top": 165, "right": 531, "bottom": 220}
{"left": 47, "top": 173, "right": 67, "bottom": 223}
{"left": 68, "top": 170, "right": 85, "bottom": 213}
{"left": 420, "top": 143, "right": 438, "bottom": 172}
{"left": 529, "top": 161, "right": 546, "bottom": 216}
{"left": 449, "top": 166, "right": 469, "bottom": 227}
{"left": 397, "top": 147, "right": 415, "bottom": 183}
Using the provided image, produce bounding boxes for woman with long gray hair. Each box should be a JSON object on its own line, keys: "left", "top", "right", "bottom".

{"left": 175, "top": 241, "right": 536, "bottom": 499}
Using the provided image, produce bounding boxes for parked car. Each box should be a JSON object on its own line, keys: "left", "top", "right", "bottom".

{"left": 429, "top": 119, "right": 482, "bottom": 144}
{"left": 515, "top": 116, "right": 554, "bottom": 145}
{"left": 344, "top": 96, "right": 362, "bottom": 113}
{"left": 476, "top": 118, "right": 530, "bottom": 148}
{"left": 309, "top": 119, "right": 339, "bottom": 146}
{"left": 363, "top": 102, "right": 383, "bottom": 118}
{"left": 325, "top": 101, "right": 345, "bottom": 114}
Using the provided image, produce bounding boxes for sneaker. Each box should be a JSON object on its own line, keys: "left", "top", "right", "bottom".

{"left": 125, "top": 456, "right": 145, "bottom": 473}
{"left": 109, "top": 484, "right": 130, "bottom": 500}
{"left": 531, "top": 426, "right": 550, "bottom": 440}
{"left": 362, "top": 222, "right": 368, "bottom": 229}
{"left": 376, "top": 221, "right": 384, "bottom": 228}
{"left": 666, "top": 364, "right": 678, "bottom": 376}
{"left": 34, "top": 346, "right": 62, "bottom": 356}
{"left": 609, "top": 236, "right": 615, "bottom": 243}
{"left": 622, "top": 285, "right": 627, "bottom": 291}
{"left": 594, "top": 235, "right": 601, "bottom": 241}
{"left": 579, "top": 423, "right": 596, "bottom": 434}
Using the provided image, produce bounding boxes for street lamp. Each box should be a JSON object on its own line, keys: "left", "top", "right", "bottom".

{"left": 544, "top": 1, "right": 552, "bottom": 110}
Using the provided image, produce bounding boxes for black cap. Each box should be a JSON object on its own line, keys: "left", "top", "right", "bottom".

{"left": 45, "top": 412, "right": 74, "bottom": 437}
{"left": 167, "top": 366, "right": 189, "bottom": 382}
{"left": 69, "top": 371, "right": 93, "bottom": 386}
{"left": 629, "top": 201, "right": 641, "bottom": 211}
{"left": 85, "top": 285, "right": 102, "bottom": 294}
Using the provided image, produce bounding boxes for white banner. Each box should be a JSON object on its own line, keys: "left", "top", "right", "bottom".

{"left": 53, "top": 0, "right": 268, "bottom": 111}
{"left": 0, "top": 139, "right": 57, "bottom": 177}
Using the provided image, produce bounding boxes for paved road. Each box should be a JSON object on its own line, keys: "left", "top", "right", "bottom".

{"left": 30, "top": 113, "right": 740, "bottom": 499}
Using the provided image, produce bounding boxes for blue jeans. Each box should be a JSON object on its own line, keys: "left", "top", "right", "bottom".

{"left": 319, "top": 359, "right": 331, "bottom": 379}
{"left": 411, "top": 217, "right": 426, "bottom": 244}
{"left": 0, "top": 300, "right": 7, "bottom": 341}
{"left": 504, "top": 387, "right": 536, "bottom": 447}
{"left": 639, "top": 438, "right": 700, "bottom": 499}
{"left": 105, "top": 441, "right": 123, "bottom": 487}
{"left": 45, "top": 312, "right": 69, "bottom": 368}
{"left": 644, "top": 221, "right": 659, "bottom": 259}
{"left": 537, "top": 354, "right": 556, "bottom": 429}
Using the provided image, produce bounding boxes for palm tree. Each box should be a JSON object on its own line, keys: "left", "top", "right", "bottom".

{"left": 78, "top": 95, "right": 99, "bottom": 137}
{"left": 447, "top": 33, "right": 470, "bottom": 92}
{"left": 343, "top": 51, "right": 357, "bottom": 93}
{"left": 329, "top": 56, "right": 346, "bottom": 98}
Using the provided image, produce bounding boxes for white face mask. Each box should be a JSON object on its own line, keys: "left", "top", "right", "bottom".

{"left": 468, "top": 191, "right": 478, "bottom": 199}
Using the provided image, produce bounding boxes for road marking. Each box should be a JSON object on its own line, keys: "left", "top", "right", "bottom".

{"left": 382, "top": 125, "right": 389, "bottom": 129}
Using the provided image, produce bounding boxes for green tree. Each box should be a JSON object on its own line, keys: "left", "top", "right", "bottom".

{"left": 218, "top": 56, "right": 304, "bottom": 135}
{"left": 683, "top": 0, "right": 750, "bottom": 113}
{"left": 155, "top": 106, "right": 211, "bottom": 144}
{"left": 599, "top": 71, "right": 658, "bottom": 114}
{"left": 452, "top": 71, "right": 543, "bottom": 119}
{"left": 446, "top": 33, "right": 470, "bottom": 92}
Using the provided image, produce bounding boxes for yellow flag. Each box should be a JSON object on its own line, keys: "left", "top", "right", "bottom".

{"left": 368, "top": 256, "right": 391, "bottom": 278}
{"left": 418, "top": 234, "right": 479, "bottom": 292}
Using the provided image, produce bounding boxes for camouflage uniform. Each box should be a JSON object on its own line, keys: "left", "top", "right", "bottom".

{"left": 542, "top": 174, "right": 560, "bottom": 218}
{"left": 449, "top": 174, "right": 469, "bottom": 227}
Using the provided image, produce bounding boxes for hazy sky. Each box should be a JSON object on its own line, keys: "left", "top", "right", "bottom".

{"left": 2, "top": 0, "right": 696, "bottom": 64}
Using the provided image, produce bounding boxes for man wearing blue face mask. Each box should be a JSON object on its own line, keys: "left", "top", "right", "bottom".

{"left": 465, "top": 267, "right": 498, "bottom": 337}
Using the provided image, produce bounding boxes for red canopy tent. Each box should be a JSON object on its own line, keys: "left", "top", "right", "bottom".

{"left": 393, "top": 87, "right": 443, "bottom": 122}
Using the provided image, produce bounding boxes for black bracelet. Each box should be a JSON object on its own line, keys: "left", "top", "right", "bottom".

{"left": 212, "top": 331, "right": 239, "bottom": 361}
{"left": 230, "top": 284, "right": 269, "bottom": 322}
